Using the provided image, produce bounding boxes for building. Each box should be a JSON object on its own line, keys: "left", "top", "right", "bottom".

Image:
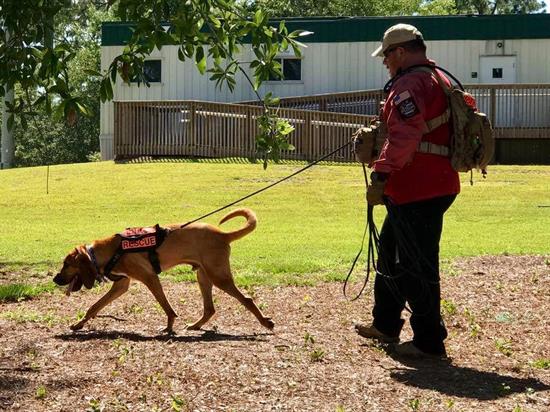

{"left": 100, "top": 14, "right": 550, "bottom": 162}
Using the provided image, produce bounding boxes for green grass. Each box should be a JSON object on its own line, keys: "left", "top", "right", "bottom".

{"left": 529, "top": 358, "right": 550, "bottom": 369}
{"left": 0, "top": 161, "right": 548, "bottom": 287}
{"left": 0, "top": 308, "right": 60, "bottom": 325}
{"left": 0, "top": 283, "right": 56, "bottom": 302}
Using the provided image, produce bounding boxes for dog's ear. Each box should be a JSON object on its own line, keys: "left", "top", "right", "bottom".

{"left": 76, "top": 247, "right": 96, "bottom": 289}
{"left": 72, "top": 276, "right": 83, "bottom": 292}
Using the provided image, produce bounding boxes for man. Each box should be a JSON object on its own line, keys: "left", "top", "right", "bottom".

{"left": 354, "top": 24, "right": 460, "bottom": 358}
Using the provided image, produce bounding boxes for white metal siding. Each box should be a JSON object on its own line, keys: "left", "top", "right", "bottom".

{"left": 100, "top": 39, "right": 550, "bottom": 159}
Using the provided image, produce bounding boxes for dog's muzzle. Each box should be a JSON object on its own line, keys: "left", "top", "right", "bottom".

{"left": 53, "top": 273, "right": 69, "bottom": 286}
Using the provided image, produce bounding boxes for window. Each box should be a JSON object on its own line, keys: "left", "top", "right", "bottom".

{"left": 492, "top": 68, "right": 503, "bottom": 79}
{"left": 268, "top": 58, "right": 302, "bottom": 81}
{"left": 131, "top": 60, "right": 162, "bottom": 83}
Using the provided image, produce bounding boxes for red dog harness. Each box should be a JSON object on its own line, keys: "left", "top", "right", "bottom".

{"left": 88, "top": 225, "right": 169, "bottom": 282}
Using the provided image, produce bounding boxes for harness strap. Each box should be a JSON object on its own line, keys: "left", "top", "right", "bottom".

{"left": 86, "top": 245, "right": 104, "bottom": 282}
{"left": 103, "top": 226, "right": 168, "bottom": 279}
{"left": 103, "top": 251, "right": 125, "bottom": 281}
{"left": 148, "top": 226, "right": 168, "bottom": 275}
{"left": 148, "top": 250, "right": 162, "bottom": 274}
{"left": 86, "top": 245, "right": 100, "bottom": 274}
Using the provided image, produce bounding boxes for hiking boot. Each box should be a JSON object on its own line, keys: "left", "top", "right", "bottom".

{"left": 393, "top": 341, "right": 447, "bottom": 359}
{"left": 354, "top": 323, "right": 400, "bottom": 343}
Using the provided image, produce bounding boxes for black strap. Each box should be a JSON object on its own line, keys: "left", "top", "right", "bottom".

{"left": 384, "top": 64, "right": 464, "bottom": 93}
{"left": 103, "top": 251, "right": 125, "bottom": 281}
{"left": 148, "top": 250, "right": 162, "bottom": 274}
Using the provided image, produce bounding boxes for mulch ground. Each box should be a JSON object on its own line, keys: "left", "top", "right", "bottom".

{"left": 1, "top": 255, "right": 549, "bottom": 411}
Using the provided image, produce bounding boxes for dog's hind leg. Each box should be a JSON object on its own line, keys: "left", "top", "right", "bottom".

{"left": 71, "top": 277, "right": 130, "bottom": 331}
{"left": 210, "top": 268, "right": 274, "bottom": 330}
{"left": 187, "top": 268, "right": 215, "bottom": 330}
{"left": 141, "top": 275, "right": 178, "bottom": 334}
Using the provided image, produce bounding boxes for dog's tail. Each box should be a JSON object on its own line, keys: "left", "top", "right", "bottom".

{"left": 219, "top": 208, "right": 257, "bottom": 243}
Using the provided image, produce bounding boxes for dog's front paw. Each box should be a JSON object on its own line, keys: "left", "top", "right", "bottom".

{"left": 186, "top": 323, "right": 201, "bottom": 331}
{"left": 262, "top": 317, "right": 275, "bottom": 330}
{"left": 70, "top": 320, "right": 86, "bottom": 331}
{"left": 160, "top": 327, "right": 176, "bottom": 336}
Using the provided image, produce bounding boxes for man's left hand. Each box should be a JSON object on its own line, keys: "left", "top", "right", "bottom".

{"left": 367, "top": 172, "right": 388, "bottom": 205}
{"left": 367, "top": 180, "right": 385, "bottom": 205}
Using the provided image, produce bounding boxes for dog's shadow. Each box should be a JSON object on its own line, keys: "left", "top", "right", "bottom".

{"left": 55, "top": 328, "right": 271, "bottom": 343}
{"left": 386, "top": 354, "right": 550, "bottom": 400}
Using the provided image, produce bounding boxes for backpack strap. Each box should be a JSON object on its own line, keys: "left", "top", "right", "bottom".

{"left": 395, "top": 65, "right": 452, "bottom": 134}
{"left": 425, "top": 108, "right": 450, "bottom": 133}
{"left": 406, "top": 66, "right": 453, "bottom": 156}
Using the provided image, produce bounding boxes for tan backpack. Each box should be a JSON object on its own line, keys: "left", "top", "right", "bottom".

{"left": 415, "top": 66, "right": 495, "bottom": 176}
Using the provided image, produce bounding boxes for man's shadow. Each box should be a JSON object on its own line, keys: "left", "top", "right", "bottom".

{"left": 388, "top": 354, "right": 549, "bottom": 400}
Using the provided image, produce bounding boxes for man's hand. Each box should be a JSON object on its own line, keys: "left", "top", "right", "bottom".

{"left": 367, "top": 172, "right": 388, "bottom": 205}
{"left": 352, "top": 127, "right": 376, "bottom": 164}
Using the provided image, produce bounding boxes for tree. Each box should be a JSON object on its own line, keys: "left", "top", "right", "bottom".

{"left": 3, "top": 1, "right": 114, "bottom": 166}
{"left": 247, "top": 0, "right": 422, "bottom": 17}
{"left": 1, "top": 0, "right": 309, "bottom": 168}
{"left": 453, "top": 0, "right": 546, "bottom": 14}
{"left": 249, "top": 0, "right": 546, "bottom": 16}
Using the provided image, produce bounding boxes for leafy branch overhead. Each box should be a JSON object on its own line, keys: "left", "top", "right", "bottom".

{"left": 1, "top": 0, "right": 309, "bottom": 164}
{"left": 99, "top": 1, "right": 309, "bottom": 163}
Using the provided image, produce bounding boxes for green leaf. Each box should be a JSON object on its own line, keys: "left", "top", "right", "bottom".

{"left": 110, "top": 66, "right": 118, "bottom": 84}
{"left": 253, "top": 77, "right": 261, "bottom": 91}
{"left": 195, "top": 46, "right": 206, "bottom": 75}
{"left": 105, "top": 80, "right": 113, "bottom": 101}
{"left": 254, "top": 10, "right": 263, "bottom": 26}
{"left": 210, "top": 16, "right": 222, "bottom": 28}
{"left": 177, "top": 47, "right": 186, "bottom": 62}
{"left": 99, "top": 81, "right": 107, "bottom": 102}
{"left": 280, "top": 38, "right": 288, "bottom": 51}
{"left": 75, "top": 100, "right": 93, "bottom": 117}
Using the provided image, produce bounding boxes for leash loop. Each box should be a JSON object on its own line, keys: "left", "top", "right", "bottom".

{"left": 343, "top": 163, "right": 380, "bottom": 301}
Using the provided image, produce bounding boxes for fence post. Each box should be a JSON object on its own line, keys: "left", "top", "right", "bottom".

{"left": 247, "top": 106, "right": 255, "bottom": 160}
{"left": 490, "top": 88, "right": 497, "bottom": 127}
{"left": 190, "top": 101, "right": 197, "bottom": 152}
{"left": 113, "top": 102, "right": 118, "bottom": 159}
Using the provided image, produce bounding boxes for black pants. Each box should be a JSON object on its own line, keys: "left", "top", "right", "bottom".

{"left": 372, "top": 194, "right": 456, "bottom": 355}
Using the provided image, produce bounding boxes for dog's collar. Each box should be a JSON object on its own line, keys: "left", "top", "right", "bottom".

{"left": 85, "top": 245, "right": 103, "bottom": 281}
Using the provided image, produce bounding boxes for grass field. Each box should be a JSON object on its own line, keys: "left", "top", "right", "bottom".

{"left": 0, "top": 161, "right": 548, "bottom": 286}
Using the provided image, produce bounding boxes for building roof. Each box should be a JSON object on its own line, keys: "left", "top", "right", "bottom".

{"left": 102, "top": 14, "right": 550, "bottom": 46}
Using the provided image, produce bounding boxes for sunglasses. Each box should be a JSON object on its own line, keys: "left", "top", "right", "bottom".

{"left": 383, "top": 46, "right": 399, "bottom": 58}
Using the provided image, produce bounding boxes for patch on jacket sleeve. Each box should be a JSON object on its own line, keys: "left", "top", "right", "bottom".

{"left": 393, "top": 90, "right": 419, "bottom": 119}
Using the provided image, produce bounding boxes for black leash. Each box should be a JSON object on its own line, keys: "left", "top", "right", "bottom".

{"left": 341, "top": 164, "right": 412, "bottom": 311}
{"left": 342, "top": 163, "right": 379, "bottom": 301}
{"left": 180, "top": 141, "right": 353, "bottom": 228}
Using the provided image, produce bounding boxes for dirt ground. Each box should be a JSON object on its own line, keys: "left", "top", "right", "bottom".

{"left": 1, "top": 255, "right": 549, "bottom": 411}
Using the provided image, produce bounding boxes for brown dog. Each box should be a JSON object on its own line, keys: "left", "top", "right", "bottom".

{"left": 53, "top": 208, "right": 274, "bottom": 334}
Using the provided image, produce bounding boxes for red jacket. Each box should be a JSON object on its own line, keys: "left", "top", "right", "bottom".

{"left": 373, "top": 60, "right": 460, "bottom": 205}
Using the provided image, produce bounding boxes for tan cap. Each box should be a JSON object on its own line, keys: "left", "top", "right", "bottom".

{"left": 372, "top": 24, "right": 424, "bottom": 57}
